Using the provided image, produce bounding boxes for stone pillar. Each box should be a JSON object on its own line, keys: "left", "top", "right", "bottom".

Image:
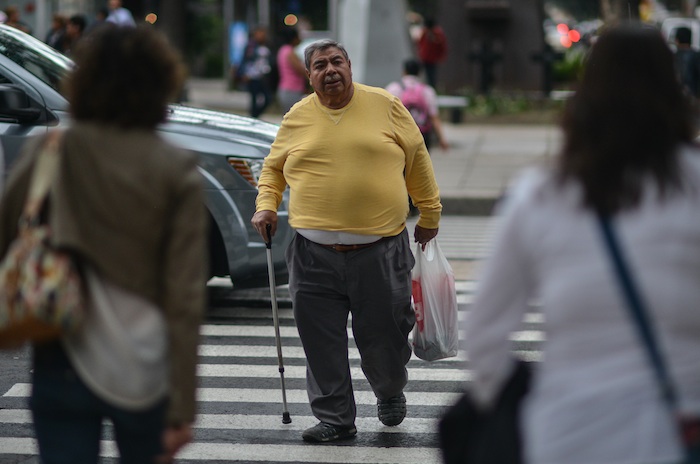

{"left": 337, "top": 0, "right": 413, "bottom": 87}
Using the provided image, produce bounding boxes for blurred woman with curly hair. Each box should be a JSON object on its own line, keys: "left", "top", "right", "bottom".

{"left": 0, "top": 25, "right": 207, "bottom": 463}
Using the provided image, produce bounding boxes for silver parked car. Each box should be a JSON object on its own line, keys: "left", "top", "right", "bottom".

{"left": 0, "top": 24, "right": 292, "bottom": 288}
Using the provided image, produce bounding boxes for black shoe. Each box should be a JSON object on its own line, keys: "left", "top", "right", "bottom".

{"left": 302, "top": 422, "right": 357, "bottom": 443}
{"left": 377, "top": 393, "right": 406, "bottom": 426}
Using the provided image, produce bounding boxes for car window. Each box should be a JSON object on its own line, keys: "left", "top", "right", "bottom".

{"left": 0, "top": 27, "right": 72, "bottom": 95}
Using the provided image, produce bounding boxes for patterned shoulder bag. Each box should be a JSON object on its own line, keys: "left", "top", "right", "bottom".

{"left": 0, "top": 131, "right": 85, "bottom": 350}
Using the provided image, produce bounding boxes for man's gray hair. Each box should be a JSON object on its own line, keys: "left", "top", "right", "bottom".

{"left": 303, "top": 39, "right": 350, "bottom": 70}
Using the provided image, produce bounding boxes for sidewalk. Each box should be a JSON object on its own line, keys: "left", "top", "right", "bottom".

{"left": 184, "top": 78, "right": 563, "bottom": 217}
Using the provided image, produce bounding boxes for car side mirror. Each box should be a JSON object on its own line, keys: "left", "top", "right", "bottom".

{"left": 0, "top": 84, "right": 42, "bottom": 124}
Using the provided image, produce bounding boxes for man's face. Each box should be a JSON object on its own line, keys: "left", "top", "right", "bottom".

{"left": 66, "top": 22, "right": 80, "bottom": 38}
{"left": 307, "top": 47, "right": 352, "bottom": 100}
{"left": 109, "top": 0, "right": 121, "bottom": 10}
{"left": 253, "top": 28, "right": 267, "bottom": 44}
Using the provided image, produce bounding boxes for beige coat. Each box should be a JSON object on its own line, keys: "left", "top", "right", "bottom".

{"left": 0, "top": 122, "right": 208, "bottom": 425}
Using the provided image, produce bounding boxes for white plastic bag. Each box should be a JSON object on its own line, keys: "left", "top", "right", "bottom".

{"left": 411, "top": 240, "right": 459, "bottom": 361}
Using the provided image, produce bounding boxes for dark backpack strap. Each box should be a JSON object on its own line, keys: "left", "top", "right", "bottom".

{"left": 596, "top": 213, "right": 678, "bottom": 409}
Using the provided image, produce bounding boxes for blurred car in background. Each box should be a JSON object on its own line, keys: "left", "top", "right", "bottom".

{"left": 0, "top": 24, "right": 293, "bottom": 289}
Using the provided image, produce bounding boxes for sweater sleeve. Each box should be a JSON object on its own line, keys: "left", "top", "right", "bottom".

{"left": 255, "top": 120, "right": 291, "bottom": 213}
{"left": 390, "top": 98, "right": 442, "bottom": 228}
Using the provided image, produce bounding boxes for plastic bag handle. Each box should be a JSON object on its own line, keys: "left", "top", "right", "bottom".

{"left": 421, "top": 240, "right": 436, "bottom": 261}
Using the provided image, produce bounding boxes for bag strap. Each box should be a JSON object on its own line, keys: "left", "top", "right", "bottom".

{"left": 596, "top": 214, "right": 678, "bottom": 410}
{"left": 398, "top": 79, "right": 406, "bottom": 96}
{"left": 23, "top": 131, "right": 63, "bottom": 222}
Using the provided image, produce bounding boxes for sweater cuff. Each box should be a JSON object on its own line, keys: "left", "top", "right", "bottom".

{"left": 255, "top": 197, "right": 279, "bottom": 213}
{"left": 416, "top": 209, "right": 441, "bottom": 229}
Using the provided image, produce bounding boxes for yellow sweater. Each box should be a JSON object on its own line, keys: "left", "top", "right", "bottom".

{"left": 256, "top": 83, "right": 442, "bottom": 236}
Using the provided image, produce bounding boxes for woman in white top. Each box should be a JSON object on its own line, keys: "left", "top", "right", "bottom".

{"left": 465, "top": 23, "right": 700, "bottom": 464}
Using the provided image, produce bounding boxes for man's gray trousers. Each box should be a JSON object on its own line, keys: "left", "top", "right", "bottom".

{"left": 286, "top": 229, "right": 416, "bottom": 428}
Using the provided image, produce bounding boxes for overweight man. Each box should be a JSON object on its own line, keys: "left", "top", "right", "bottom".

{"left": 251, "top": 39, "right": 441, "bottom": 443}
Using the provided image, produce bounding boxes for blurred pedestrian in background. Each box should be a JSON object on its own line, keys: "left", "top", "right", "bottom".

{"left": 417, "top": 18, "right": 447, "bottom": 90}
{"left": 639, "top": 0, "right": 654, "bottom": 22}
{"left": 4, "top": 5, "right": 31, "bottom": 34}
{"left": 673, "top": 26, "right": 700, "bottom": 99}
{"left": 252, "top": 39, "right": 441, "bottom": 443}
{"left": 238, "top": 25, "right": 273, "bottom": 119}
{"left": 106, "top": 0, "right": 135, "bottom": 27}
{"left": 45, "top": 13, "right": 67, "bottom": 52}
{"left": 465, "top": 23, "right": 700, "bottom": 464}
{"left": 62, "top": 14, "right": 87, "bottom": 56}
{"left": 0, "top": 25, "right": 207, "bottom": 463}
{"left": 276, "top": 27, "right": 307, "bottom": 114}
{"left": 386, "top": 58, "right": 448, "bottom": 151}
{"left": 85, "top": 7, "right": 109, "bottom": 35}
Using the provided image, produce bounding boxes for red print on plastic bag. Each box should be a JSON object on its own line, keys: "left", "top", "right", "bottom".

{"left": 412, "top": 279, "right": 424, "bottom": 331}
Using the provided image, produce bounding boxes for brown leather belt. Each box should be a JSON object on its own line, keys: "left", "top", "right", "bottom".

{"left": 317, "top": 240, "right": 381, "bottom": 252}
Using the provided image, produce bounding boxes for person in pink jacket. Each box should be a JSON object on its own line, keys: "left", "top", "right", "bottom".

{"left": 276, "top": 28, "right": 307, "bottom": 114}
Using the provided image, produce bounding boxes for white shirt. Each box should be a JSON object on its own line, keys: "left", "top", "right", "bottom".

{"left": 63, "top": 267, "right": 167, "bottom": 410}
{"left": 465, "top": 146, "right": 700, "bottom": 464}
{"left": 106, "top": 7, "right": 135, "bottom": 27}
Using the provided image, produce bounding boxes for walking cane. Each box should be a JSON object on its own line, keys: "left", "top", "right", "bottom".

{"left": 265, "top": 224, "right": 292, "bottom": 424}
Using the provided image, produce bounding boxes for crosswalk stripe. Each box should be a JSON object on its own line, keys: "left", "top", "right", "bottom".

{"left": 201, "top": 344, "right": 465, "bottom": 362}
{"left": 201, "top": 325, "right": 301, "bottom": 337}
{"left": 214, "top": 295, "right": 478, "bottom": 307}
{"left": 199, "top": 344, "right": 467, "bottom": 362}
{"left": 198, "top": 388, "right": 462, "bottom": 405}
{"left": 173, "top": 442, "right": 442, "bottom": 463}
{"left": 195, "top": 414, "right": 440, "bottom": 434}
{"left": 210, "top": 279, "right": 478, "bottom": 307}
{"left": 200, "top": 324, "right": 545, "bottom": 342}
{"left": 196, "top": 345, "right": 542, "bottom": 363}
{"left": 0, "top": 410, "right": 28, "bottom": 423}
{"left": 208, "top": 309, "right": 544, "bottom": 325}
{"left": 4, "top": 384, "right": 462, "bottom": 406}
{"left": 0, "top": 409, "right": 440, "bottom": 434}
{"left": 195, "top": 364, "right": 471, "bottom": 381}
{"left": 0, "top": 438, "right": 38, "bottom": 456}
{"left": 0, "top": 437, "right": 442, "bottom": 463}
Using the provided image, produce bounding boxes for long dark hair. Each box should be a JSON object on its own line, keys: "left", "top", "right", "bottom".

{"left": 558, "top": 23, "right": 695, "bottom": 214}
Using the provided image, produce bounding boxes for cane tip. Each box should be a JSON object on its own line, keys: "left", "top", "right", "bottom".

{"left": 282, "top": 412, "right": 292, "bottom": 424}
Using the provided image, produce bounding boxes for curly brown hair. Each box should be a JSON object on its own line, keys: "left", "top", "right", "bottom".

{"left": 63, "top": 25, "right": 186, "bottom": 129}
{"left": 558, "top": 23, "right": 695, "bottom": 215}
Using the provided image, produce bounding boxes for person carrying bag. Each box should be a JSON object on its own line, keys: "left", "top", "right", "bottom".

{"left": 0, "top": 26, "right": 208, "bottom": 463}
{"left": 0, "top": 132, "right": 85, "bottom": 349}
{"left": 458, "top": 24, "right": 700, "bottom": 464}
